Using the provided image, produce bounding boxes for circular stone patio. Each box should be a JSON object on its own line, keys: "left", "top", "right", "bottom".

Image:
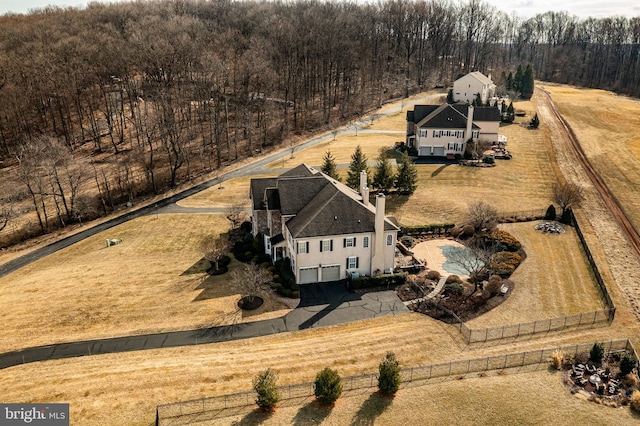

{"left": 411, "top": 239, "right": 473, "bottom": 278}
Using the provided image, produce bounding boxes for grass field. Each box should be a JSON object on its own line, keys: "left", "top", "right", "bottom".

{"left": 0, "top": 214, "right": 290, "bottom": 352}
{"left": 543, "top": 85, "right": 640, "bottom": 230}
{"left": 467, "top": 222, "right": 604, "bottom": 328}
{"left": 177, "top": 176, "right": 260, "bottom": 208}
{"left": 3, "top": 89, "right": 640, "bottom": 425}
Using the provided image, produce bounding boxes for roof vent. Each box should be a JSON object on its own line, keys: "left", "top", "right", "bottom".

{"left": 334, "top": 216, "right": 338, "bottom": 220}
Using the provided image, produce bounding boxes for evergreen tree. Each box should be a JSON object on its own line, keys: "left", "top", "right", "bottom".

{"left": 446, "top": 88, "right": 454, "bottom": 103}
{"left": 514, "top": 64, "right": 524, "bottom": 93}
{"left": 346, "top": 145, "right": 369, "bottom": 190}
{"left": 378, "top": 352, "right": 401, "bottom": 396}
{"left": 507, "top": 102, "right": 515, "bottom": 123}
{"left": 373, "top": 148, "right": 395, "bottom": 193}
{"left": 253, "top": 369, "right": 280, "bottom": 412}
{"left": 529, "top": 113, "right": 540, "bottom": 129}
{"left": 321, "top": 149, "right": 341, "bottom": 181}
{"left": 314, "top": 367, "right": 343, "bottom": 405}
{"left": 506, "top": 72, "right": 514, "bottom": 91}
{"left": 500, "top": 100, "right": 508, "bottom": 122}
{"left": 394, "top": 152, "right": 417, "bottom": 195}
{"left": 473, "top": 93, "right": 482, "bottom": 106}
{"left": 521, "top": 63, "right": 535, "bottom": 99}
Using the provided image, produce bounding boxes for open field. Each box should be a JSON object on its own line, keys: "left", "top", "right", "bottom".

{"left": 177, "top": 175, "right": 263, "bottom": 209}
{"left": 3, "top": 88, "right": 640, "bottom": 425}
{"left": 543, "top": 85, "right": 640, "bottom": 231}
{"left": 467, "top": 222, "right": 604, "bottom": 328}
{"left": 0, "top": 213, "right": 290, "bottom": 353}
{"left": 0, "top": 313, "right": 636, "bottom": 426}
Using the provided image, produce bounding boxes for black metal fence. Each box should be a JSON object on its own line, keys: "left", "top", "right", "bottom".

{"left": 156, "top": 338, "right": 637, "bottom": 425}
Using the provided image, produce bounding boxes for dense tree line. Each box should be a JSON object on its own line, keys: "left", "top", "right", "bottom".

{"left": 0, "top": 0, "right": 638, "bottom": 243}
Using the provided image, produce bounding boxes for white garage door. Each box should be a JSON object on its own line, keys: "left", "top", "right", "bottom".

{"left": 419, "top": 146, "right": 432, "bottom": 156}
{"left": 299, "top": 267, "right": 318, "bottom": 284}
{"left": 433, "top": 146, "right": 445, "bottom": 156}
{"left": 321, "top": 265, "right": 341, "bottom": 282}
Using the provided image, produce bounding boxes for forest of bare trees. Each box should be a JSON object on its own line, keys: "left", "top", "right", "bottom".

{"left": 0, "top": 0, "right": 639, "bottom": 246}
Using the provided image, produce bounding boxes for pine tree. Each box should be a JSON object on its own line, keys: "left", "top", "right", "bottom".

{"left": 378, "top": 352, "right": 401, "bottom": 396}
{"left": 346, "top": 145, "right": 369, "bottom": 189}
{"left": 253, "top": 369, "right": 280, "bottom": 412}
{"left": 529, "top": 113, "right": 540, "bottom": 129}
{"left": 394, "top": 152, "right": 417, "bottom": 195}
{"left": 521, "top": 64, "right": 535, "bottom": 99}
{"left": 314, "top": 367, "right": 343, "bottom": 405}
{"left": 373, "top": 148, "right": 395, "bottom": 193}
{"left": 473, "top": 93, "right": 482, "bottom": 106}
{"left": 507, "top": 102, "right": 515, "bottom": 123}
{"left": 446, "top": 88, "right": 454, "bottom": 103}
{"left": 321, "top": 150, "right": 341, "bottom": 181}
{"left": 514, "top": 64, "right": 523, "bottom": 94}
{"left": 506, "top": 72, "right": 514, "bottom": 91}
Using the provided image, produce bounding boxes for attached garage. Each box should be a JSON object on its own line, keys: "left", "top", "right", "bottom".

{"left": 419, "top": 146, "right": 432, "bottom": 156}
{"left": 419, "top": 145, "right": 445, "bottom": 156}
{"left": 432, "top": 146, "right": 445, "bottom": 156}
{"left": 320, "top": 265, "right": 341, "bottom": 282}
{"left": 299, "top": 267, "right": 318, "bottom": 284}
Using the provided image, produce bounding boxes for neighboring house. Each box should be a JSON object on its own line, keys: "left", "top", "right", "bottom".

{"left": 250, "top": 164, "right": 400, "bottom": 284}
{"left": 453, "top": 71, "right": 496, "bottom": 105}
{"left": 406, "top": 103, "right": 501, "bottom": 158}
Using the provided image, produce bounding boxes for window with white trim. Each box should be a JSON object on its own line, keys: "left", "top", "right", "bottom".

{"left": 344, "top": 237, "right": 356, "bottom": 248}
{"left": 320, "top": 239, "right": 333, "bottom": 252}
{"left": 363, "top": 237, "right": 369, "bottom": 248}
{"left": 433, "top": 130, "right": 439, "bottom": 138}
{"left": 386, "top": 235, "right": 393, "bottom": 246}
{"left": 472, "top": 130, "right": 479, "bottom": 139}
{"left": 419, "top": 129, "right": 427, "bottom": 138}
{"left": 296, "top": 241, "right": 309, "bottom": 254}
{"left": 347, "top": 256, "right": 359, "bottom": 269}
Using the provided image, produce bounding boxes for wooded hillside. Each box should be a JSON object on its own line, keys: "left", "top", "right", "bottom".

{"left": 1, "top": 0, "right": 639, "bottom": 246}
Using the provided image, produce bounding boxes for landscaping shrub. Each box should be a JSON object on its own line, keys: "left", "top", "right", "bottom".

{"left": 449, "top": 227, "right": 462, "bottom": 238}
{"left": 620, "top": 353, "right": 637, "bottom": 376}
{"left": 445, "top": 275, "right": 462, "bottom": 284}
{"left": 400, "top": 223, "right": 455, "bottom": 236}
{"left": 219, "top": 255, "right": 232, "bottom": 268}
{"left": 560, "top": 208, "right": 573, "bottom": 225}
{"left": 461, "top": 224, "right": 475, "bottom": 238}
{"left": 240, "top": 221, "right": 252, "bottom": 233}
{"left": 351, "top": 273, "right": 407, "bottom": 289}
{"left": 590, "top": 342, "right": 605, "bottom": 363}
{"left": 623, "top": 373, "right": 639, "bottom": 388}
{"left": 314, "top": 368, "right": 343, "bottom": 405}
{"left": 486, "top": 229, "right": 522, "bottom": 252}
{"left": 445, "top": 282, "right": 464, "bottom": 295}
{"left": 253, "top": 369, "right": 280, "bottom": 412}
{"left": 378, "top": 352, "right": 401, "bottom": 396}
{"left": 631, "top": 391, "right": 640, "bottom": 413}
{"left": 487, "top": 252, "right": 522, "bottom": 277}
{"left": 545, "top": 204, "right": 557, "bottom": 221}
{"left": 400, "top": 236, "right": 414, "bottom": 248}
{"left": 551, "top": 350, "right": 565, "bottom": 370}
{"left": 485, "top": 275, "right": 502, "bottom": 297}
{"left": 426, "top": 270, "right": 441, "bottom": 281}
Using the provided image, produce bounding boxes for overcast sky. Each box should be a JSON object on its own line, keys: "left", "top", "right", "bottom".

{"left": 1, "top": 0, "right": 637, "bottom": 19}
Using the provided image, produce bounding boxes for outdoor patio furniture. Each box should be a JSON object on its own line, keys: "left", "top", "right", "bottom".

{"left": 578, "top": 378, "right": 588, "bottom": 386}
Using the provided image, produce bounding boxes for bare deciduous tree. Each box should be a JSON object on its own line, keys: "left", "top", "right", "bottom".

{"left": 226, "top": 204, "right": 248, "bottom": 229}
{"left": 231, "top": 262, "right": 274, "bottom": 303}
{"left": 446, "top": 238, "right": 500, "bottom": 291}
{"left": 0, "top": 198, "right": 13, "bottom": 232}
{"left": 200, "top": 235, "right": 231, "bottom": 272}
{"left": 464, "top": 201, "right": 498, "bottom": 232}
{"left": 553, "top": 182, "right": 584, "bottom": 215}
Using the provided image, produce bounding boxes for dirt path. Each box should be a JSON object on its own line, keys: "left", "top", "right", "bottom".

{"left": 537, "top": 87, "right": 640, "bottom": 320}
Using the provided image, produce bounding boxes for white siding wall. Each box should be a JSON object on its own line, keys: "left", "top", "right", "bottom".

{"left": 474, "top": 120, "right": 500, "bottom": 142}
{"left": 416, "top": 129, "right": 466, "bottom": 156}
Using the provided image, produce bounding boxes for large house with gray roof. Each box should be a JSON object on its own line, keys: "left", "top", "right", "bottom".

{"left": 250, "top": 164, "right": 399, "bottom": 284}
{"left": 406, "top": 103, "right": 501, "bottom": 158}
{"left": 453, "top": 71, "right": 496, "bottom": 105}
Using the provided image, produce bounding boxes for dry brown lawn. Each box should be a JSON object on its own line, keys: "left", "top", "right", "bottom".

{"left": 387, "top": 107, "right": 557, "bottom": 225}
{"left": 467, "top": 222, "right": 604, "bottom": 328}
{"left": 543, "top": 84, "right": 640, "bottom": 230}
{"left": 0, "top": 213, "right": 289, "bottom": 353}
{"left": 177, "top": 175, "right": 264, "bottom": 208}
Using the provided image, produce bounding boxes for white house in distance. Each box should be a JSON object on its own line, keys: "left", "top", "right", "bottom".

{"left": 453, "top": 71, "right": 496, "bottom": 105}
{"left": 250, "top": 164, "right": 399, "bottom": 284}
{"left": 406, "top": 103, "right": 501, "bottom": 158}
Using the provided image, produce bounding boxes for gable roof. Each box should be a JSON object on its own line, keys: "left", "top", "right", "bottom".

{"left": 452, "top": 104, "right": 501, "bottom": 122}
{"left": 250, "top": 165, "right": 399, "bottom": 238}
{"left": 407, "top": 103, "right": 500, "bottom": 130}
{"left": 406, "top": 104, "right": 439, "bottom": 124}
{"left": 456, "top": 71, "right": 494, "bottom": 86}
{"left": 250, "top": 177, "right": 277, "bottom": 210}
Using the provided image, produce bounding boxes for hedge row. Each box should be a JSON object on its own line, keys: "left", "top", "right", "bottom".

{"left": 350, "top": 273, "right": 407, "bottom": 289}
{"left": 400, "top": 223, "right": 456, "bottom": 236}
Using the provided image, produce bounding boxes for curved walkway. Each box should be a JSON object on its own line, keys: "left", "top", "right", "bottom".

{"left": 0, "top": 285, "right": 407, "bottom": 370}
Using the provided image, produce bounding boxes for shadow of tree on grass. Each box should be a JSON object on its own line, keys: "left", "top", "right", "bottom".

{"left": 350, "top": 392, "right": 393, "bottom": 426}
{"left": 231, "top": 408, "right": 274, "bottom": 425}
{"left": 293, "top": 400, "right": 333, "bottom": 426}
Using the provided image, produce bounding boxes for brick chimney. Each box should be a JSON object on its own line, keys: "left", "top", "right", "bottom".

{"left": 360, "top": 170, "right": 369, "bottom": 206}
